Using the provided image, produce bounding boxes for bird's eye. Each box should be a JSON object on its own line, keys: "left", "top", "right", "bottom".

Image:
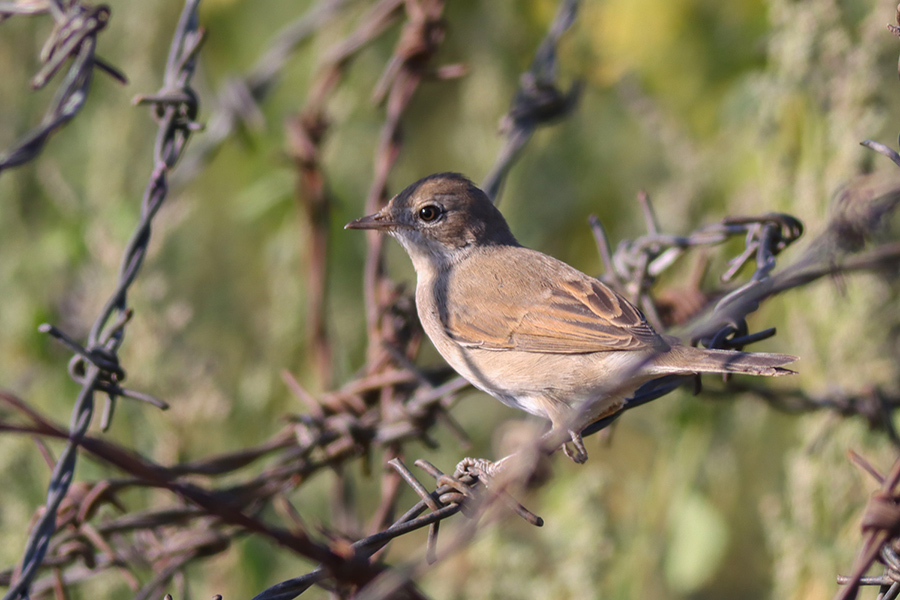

{"left": 418, "top": 205, "right": 442, "bottom": 222}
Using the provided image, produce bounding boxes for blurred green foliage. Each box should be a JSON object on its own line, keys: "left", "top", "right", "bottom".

{"left": 2, "top": 0, "right": 900, "bottom": 598}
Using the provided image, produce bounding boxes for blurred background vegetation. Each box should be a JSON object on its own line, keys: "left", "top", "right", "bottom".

{"left": 2, "top": 0, "right": 900, "bottom": 598}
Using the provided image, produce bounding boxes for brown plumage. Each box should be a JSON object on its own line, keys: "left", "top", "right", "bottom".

{"left": 347, "top": 173, "right": 797, "bottom": 463}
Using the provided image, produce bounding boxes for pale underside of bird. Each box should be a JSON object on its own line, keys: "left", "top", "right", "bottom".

{"left": 347, "top": 172, "right": 797, "bottom": 463}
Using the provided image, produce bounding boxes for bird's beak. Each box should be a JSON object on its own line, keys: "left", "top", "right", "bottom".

{"left": 344, "top": 207, "right": 398, "bottom": 231}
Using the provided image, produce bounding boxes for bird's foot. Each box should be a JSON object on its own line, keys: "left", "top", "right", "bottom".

{"left": 562, "top": 430, "right": 588, "bottom": 464}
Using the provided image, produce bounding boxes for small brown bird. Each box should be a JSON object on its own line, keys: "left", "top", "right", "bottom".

{"left": 346, "top": 173, "right": 796, "bottom": 463}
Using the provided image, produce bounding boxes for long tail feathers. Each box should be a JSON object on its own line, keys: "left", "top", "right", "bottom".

{"left": 654, "top": 345, "right": 797, "bottom": 377}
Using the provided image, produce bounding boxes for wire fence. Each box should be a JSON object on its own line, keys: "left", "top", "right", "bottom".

{"left": 1, "top": 0, "right": 900, "bottom": 599}
{"left": 1, "top": 1, "right": 204, "bottom": 598}
{"left": 0, "top": 0, "right": 126, "bottom": 174}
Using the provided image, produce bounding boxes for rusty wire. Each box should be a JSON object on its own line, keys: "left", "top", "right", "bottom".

{"left": 834, "top": 453, "right": 900, "bottom": 600}
{"left": 361, "top": 0, "right": 454, "bottom": 354}
{"left": 1, "top": 1, "right": 204, "bottom": 599}
{"left": 3, "top": 0, "right": 900, "bottom": 599}
{"left": 0, "top": 0, "right": 126, "bottom": 174}
{"left": 284, "top": 0, "right": 411, "bottom": 388}
{"left": 0, "top": 371, "right": 469, "bottom": 600}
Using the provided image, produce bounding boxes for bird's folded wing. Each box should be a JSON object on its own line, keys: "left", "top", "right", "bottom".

{"left": 446, "top": 265, "right": 667, "bottom": 354}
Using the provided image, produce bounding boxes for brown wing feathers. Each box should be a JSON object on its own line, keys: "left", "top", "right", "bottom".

{"left": 445, "top": 250, "right": 668, "bottom": 354}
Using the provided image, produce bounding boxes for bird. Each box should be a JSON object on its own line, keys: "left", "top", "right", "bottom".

{"left": 346, "top": 173, "right": 797, "bottom": 463}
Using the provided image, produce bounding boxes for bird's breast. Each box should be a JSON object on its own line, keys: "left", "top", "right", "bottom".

{"left": 414, "top": 272, "right": 516, "bottom": 399}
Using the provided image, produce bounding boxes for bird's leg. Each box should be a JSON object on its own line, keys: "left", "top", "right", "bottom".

{"left": 562, "top": 429, "right": 588, "bottom": 464}
{"left": 539, "top": 424, "right": 589, "bottom": 464}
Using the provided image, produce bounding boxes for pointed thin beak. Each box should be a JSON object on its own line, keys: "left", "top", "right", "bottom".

{"left": 344, "top": 208, "right": 398, "bottom": 231}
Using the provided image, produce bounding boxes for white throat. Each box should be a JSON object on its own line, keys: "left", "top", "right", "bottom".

{"left": 391, "top": 230, "right": 471, "bottom": 275}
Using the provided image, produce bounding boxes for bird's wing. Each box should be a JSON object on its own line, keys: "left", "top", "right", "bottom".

{"left": 444, "top": 249, "right": 668, "bottom": 354}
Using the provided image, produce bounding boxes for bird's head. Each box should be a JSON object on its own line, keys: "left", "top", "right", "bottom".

{"left": 345, "top": 173, "right": 518, "bottom": 266}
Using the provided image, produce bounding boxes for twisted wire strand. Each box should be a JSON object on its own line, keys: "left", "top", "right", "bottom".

{"left": 2, "top": 2, "right": 203, "bottom": 599}
{"left": 0, "top": 0, "right": 125, "bottom": 174}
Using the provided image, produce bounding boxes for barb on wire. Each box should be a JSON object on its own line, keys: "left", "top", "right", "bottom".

{"left": 582, "top": 172, "right": 900, "bottom": 437}
{"left": 568, "top": 206, "right": 805, "bottom": 438}
{"left": 481, "top": 0, "right": 582, "bottom": 202}
{"left": 249, "top": 457, "right": 541, "bottom": 600}
{"left": 0, "top": 0, "right": 126, "bottom": 175}
{"left": 2, "top": 2, "right": 203, "bottom": 599}
{"left": 347, "top": 457, "right": 550, "bottom": 600}
{"left": 591, "top": 190, "right": 804, "bottom": 331}
{"left": 834, "top": 454, "right": 900, "bottom": 600}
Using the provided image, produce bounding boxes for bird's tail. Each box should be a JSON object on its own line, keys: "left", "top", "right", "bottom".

{"left": 652, "top": 344, "right": 797, "bottom": 377}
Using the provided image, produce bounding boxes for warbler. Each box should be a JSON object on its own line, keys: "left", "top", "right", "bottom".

{"left": 347, "top": 173, "right": 796, "bottom": 462}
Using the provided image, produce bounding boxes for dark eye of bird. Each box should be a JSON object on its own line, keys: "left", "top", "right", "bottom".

{"left": 418, "top": 205, "right": 441, "bottom": 222}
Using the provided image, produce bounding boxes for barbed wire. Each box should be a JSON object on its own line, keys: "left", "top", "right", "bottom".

{"left": 580, "top": 169, "right": 900, "bottom": 439}
{"left": 285, "top": 0, "right": 410, "bottom": 388}
{"left": 3, "top": 0, "right": 900, "bottom": 599}
{"left": 0, "top": 364, "right": 470, "bottom": 599}
{"left": 834, "top": 452, "right": 900, "bottom": 600}
{"left": 248, "top": 0, "right": 899, "bottom": 594}
{"left": 4, "top": 174, "right": 896, "bottom": 598}
{"left": 481, "top": 0, "right": 581, "bottom": 203}
{"left": 0, "top": 1, "right": 465, "bottom": 596}
{"left": 0, "top": 0, "right": 126, "bottom": 175}
{"left": 1, "top": 1, "right": 203, "bottom": 599}
{"left": 825, "top": 12, "right": 900, "bottom": 599}
{"left": 0, "top": 2, "right": 580, "bottom": 597}
{"left": 361, "top": 0, "right": 455, "bottom": 354}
